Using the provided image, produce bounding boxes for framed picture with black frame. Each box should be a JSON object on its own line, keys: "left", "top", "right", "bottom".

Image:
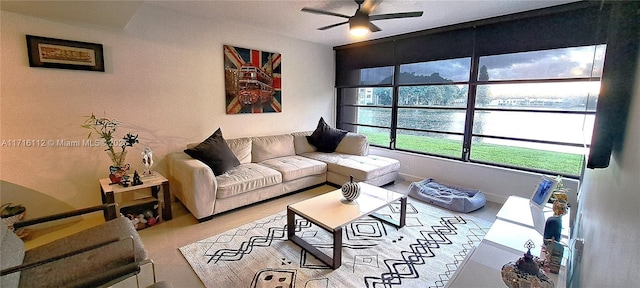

{"left": 530, "top": 176, "right": 559, "bottom": 209}
{"left": 26, "top": 35, "right": 105, "bottom": 72}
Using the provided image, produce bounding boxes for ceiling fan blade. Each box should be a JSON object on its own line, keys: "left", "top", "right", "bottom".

{"left": 370, "top": 11, "right": 423, "bottom": 21}
{"left": 369, "top": 22, "right": 381, "bottom": 32}
{"left": 318, "top": 21, "right": 349, "bottom": 31}
{"left": 301, "top": 7, "right": 351, "bottom": 19}
{"left": 360, "top": 0, "right": 381, "bottom": 15}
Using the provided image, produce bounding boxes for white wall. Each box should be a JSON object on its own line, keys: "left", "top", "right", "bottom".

{"left": 0, "top": 4, "right": 334, "bottom": 215}
{"left": 373, "top": 148, "right": 580, "bottom": 202}
{"left": 573, "top": 49, "right": 640, "bottom": 287}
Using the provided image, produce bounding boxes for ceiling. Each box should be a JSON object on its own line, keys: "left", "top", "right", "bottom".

{"left": 1, "top": 0, "right": 580, "bottom": 47}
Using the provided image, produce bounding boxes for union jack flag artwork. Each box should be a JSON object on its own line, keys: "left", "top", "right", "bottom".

{"left": 224, "top": 45, "right": 281, "bottom": 114}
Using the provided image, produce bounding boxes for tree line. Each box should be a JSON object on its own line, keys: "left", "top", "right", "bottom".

{"left": 369, "top": 66, "right": 491, "bottom": 106}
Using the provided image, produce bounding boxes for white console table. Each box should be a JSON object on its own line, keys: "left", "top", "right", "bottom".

{"left": 446, "top": 196, "right": 570, "bottom": 288}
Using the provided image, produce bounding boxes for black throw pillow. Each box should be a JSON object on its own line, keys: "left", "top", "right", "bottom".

{"left": 184, "top": 128, "right": 240, "bottom": 176}
{"left": 306, "top": 117, "right": 348, "bottom": 153}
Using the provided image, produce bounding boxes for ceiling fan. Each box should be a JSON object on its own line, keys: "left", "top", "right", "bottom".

{"left": 301, "top": 0, "right": 423, "bottom": 36}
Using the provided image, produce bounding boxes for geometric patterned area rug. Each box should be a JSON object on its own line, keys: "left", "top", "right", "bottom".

{"left": 180, "top": 195, "right": 491, "bottom": 288}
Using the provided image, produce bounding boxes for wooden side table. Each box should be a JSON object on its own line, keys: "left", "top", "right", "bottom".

{"left": 99, "top": 172, "right": 172, "bottom": 221}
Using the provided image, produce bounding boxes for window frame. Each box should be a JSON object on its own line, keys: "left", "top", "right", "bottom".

{"left": 335, "top": 2, "right": 610, "bottom": 179}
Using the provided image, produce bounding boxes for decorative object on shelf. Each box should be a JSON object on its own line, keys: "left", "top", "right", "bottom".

{"left": 82, "top": 113, "right": 139, "bottom": 179}
{"left": 1, "top": 203, "right": 26, "bottom": 232}
{"left": 544, "top": 177, "right": 568, "bottom": 243}
{"left": 501, "top": 240, "right": 554, "bottom": 288}
{"left": 543, "top": 215, "right": 563, "bottom": 242}
{"left": 550, "top": 175, "right": 569, "bottom": 216}
{"left": 109, "top": 163, "right": 130, "bottom": 184}
{"left": 120, "top": 200, "right": 159, "bottom": 230}
{"left": 121, "top": 175, "right": 131, "bottom": 187}
{"left": 530, "top": 176, "right": 558, "bottom": 209}
{"left": 109, "top": 166, "right": 122, "bottom": 184}
{"left": 543, "top": 239, "right": 565, "bottom": 274}
{"left": 142, "top": 147, "right": 153, "bottom": 176}
{"left": 542, "top": 176, "right": 568, "bottom": 274}
{"left": 341, "top": 175, "right": 361, "bottom": 201}
{"left": 107, "top": 150, "right": 128, "bottom": 168}
{"left": 132, "top": 171, "right": 144, "bottom": 186}
{"left": 552, "top": 196, "right": 568, "bottom": 216}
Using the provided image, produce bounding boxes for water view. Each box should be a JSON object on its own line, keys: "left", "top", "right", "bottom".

{"left": 343, "top": 45, "right": 605, "bottom": 176}
{"left": 354, "top": 107, "right": 591, "bottom": 176}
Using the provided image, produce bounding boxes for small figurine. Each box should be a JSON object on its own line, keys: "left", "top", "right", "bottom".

{"left": 142, "top": 147, "right": 153, "bottom": 176}
{"left": 121, "top": 175, "right": 131, "bottom": 187}
{"left": 109, "top": 166, "right": 122, "bottom": 184}
{"left": 501, "top": 240, "right": 554, "bottom": 288}
{"left": 109, "top": 164, "right": 131, "bottom": 185}
{"left": 132, "top": 171, "right": 144, "bottom": 186}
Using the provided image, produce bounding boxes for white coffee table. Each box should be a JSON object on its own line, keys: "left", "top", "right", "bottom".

{"left": 286, "top": 182, "right": 406, "bottom": 269}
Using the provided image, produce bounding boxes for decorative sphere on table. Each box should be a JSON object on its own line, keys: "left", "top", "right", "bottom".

{"left": 341, "top": 175, "right": 361, "bottom": 201}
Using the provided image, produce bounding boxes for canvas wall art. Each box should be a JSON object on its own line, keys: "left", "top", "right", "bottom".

{"left": 224, "top": 45, "right": 281, "bottom": 114}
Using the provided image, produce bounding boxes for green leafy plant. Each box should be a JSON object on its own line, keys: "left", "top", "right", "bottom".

{"left": 554, "top": 175, "right": 564, "bottom": 191}
{"left": 82, "top": 113, "right": 139, "bottom": 156}
{"left": 0, "top": 203, "right": 25, "bottom": 218}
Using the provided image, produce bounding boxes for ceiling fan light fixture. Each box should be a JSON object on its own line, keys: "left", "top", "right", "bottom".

{"left": 349, "top": 25, "right": 370, "bottom": 36}
{"left": 302, "top": 0, "right": 423, "bottom": 36}
{"left": 349, "top": 13, "right": 370, "bottom": 36}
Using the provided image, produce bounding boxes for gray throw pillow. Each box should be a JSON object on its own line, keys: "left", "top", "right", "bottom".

{"left": 184, "top": 128, "right": 240, "bottom": 176}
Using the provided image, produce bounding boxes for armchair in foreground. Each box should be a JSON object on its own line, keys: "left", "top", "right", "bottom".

{"left": 0, "top": 204, "right": 156, "bottom": 288}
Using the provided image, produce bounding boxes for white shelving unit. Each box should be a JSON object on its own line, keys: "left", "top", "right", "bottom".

{"left": 446, "top": 196, "right": 569, "bottom": 288}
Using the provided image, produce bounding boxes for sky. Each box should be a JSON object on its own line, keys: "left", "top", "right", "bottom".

{"left": 391, "top": 44, "right": 606, "bottom": 98}
{"left": 480, "top": 45, "right": 606, "bottom": 81}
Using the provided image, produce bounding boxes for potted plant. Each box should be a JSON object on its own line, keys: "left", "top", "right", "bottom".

{"left": 1, "top": 203, "right": 26, "bottom": 232}
{"left": 82, "top": 113, "right": 139, "bottom": 170}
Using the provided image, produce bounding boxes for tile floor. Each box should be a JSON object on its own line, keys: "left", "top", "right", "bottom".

{"left": 25, "top": 180, "right": 502, "bottom": 287}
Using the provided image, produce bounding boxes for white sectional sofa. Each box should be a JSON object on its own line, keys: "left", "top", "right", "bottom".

{"left": 167, "top": 131, "right": 400, "bottom": 221}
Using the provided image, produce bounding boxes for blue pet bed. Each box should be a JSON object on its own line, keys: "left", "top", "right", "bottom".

{"left": 408, "top": 178, "right": 486, "bottom": 213}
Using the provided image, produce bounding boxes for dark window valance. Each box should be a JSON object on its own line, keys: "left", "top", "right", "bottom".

{"left": 335, "top": 2, "right": 609, "bottom": 88}
{"left": 394, "top": 28, "right": 475, "bottom": 64}
{"left": 335, "top": 41, "right": 395, "bottom": 87}
{"left": 475, "top": 5, "right": 609, "bottom": 56}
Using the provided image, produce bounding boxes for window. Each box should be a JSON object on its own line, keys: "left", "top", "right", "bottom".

{"left": 471, "top": 46, "right": 604, "bottom": 175}
{"left": 335, "top": 3, "right": 610, "bottom": 178}
{"left": 395, "top": 58, "right": 470, "bottom": 158}
{"left": 337, "top": 67, "right": 394, "bottom": 147}
{"left": 338, "top": 45, "right": 603, "bottom": 177}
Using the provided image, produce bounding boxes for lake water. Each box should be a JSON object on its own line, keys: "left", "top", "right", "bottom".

{"left": 358, "top": 108, "right": 593, "bottom": 154}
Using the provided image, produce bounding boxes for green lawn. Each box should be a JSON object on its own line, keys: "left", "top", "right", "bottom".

{"left": 362, "top": 132, "right": 583, "bottom": 176}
